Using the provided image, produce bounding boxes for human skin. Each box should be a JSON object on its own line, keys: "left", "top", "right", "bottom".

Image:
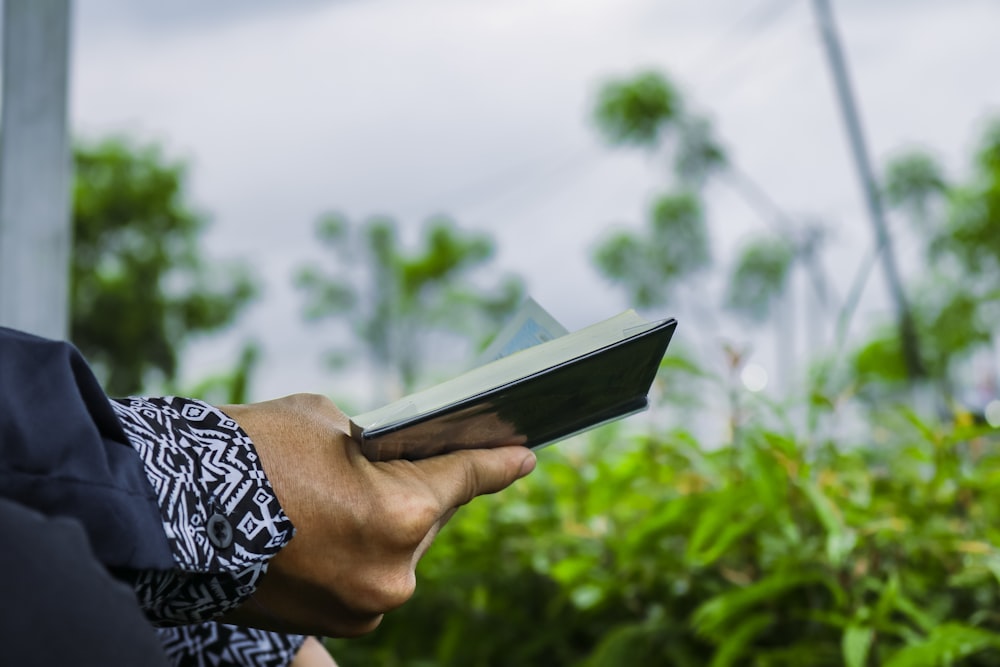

{"left": 290, "top": 637, "right": 338, "bottom": 667}
{"left": 219, "top": 393, "right": 536, "bottom": 637}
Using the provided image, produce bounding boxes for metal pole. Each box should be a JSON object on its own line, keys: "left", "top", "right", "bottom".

{"left": 811, "top": 0, "right": 925, "bottom": 379}
{"left": 0, "top": 0, "right": 73, "bottom": 339}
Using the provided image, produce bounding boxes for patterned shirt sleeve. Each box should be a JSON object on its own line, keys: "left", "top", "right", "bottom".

{"left": 157, "top": 623, "right": 307, "bottom": 667}
{"left": 110, "top": 397, "right": 295, "bottom": 625}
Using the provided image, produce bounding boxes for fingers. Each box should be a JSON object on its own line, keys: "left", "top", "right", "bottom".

{"left": 411, "top": 445, "right": 536, "bottom": 510}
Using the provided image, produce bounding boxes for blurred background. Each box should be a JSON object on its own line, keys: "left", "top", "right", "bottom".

{"left": 4, "top": 0, "right": 1000, "bottom": 664}
{"left": 65, "top": 0, "right": 1000, "bottom": 411}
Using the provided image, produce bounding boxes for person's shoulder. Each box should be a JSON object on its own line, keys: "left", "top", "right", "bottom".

{"left": 0, "top": 326, "right": 75, "bottom": 350}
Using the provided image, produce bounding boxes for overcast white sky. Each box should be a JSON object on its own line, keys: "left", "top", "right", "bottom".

{"left": 71, "top": 0, "right": 1000, "bottom": 405}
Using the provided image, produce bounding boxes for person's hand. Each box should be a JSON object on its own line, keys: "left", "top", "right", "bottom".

{"left": 218, "top": 394, "right": 536, "bottom": 637}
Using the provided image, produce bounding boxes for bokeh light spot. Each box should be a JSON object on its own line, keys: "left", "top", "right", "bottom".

{"left": 741, "top": 363, "right": 768, "bottom": 393}
{"left": 985, "top": 400, "right": 1000, "bottom": 428}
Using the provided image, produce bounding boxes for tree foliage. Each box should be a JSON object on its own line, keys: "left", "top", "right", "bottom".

{"left": 594, "top": 192, "right": 710, "bottom": 308}
{"left": 673, "top": 115, "right": 728, "bottom": 187}
{"left": 724, "top": 235, "right": 795, "bottom": 324}
{"left": 300, "top": 78, "right": 1000, "bottom": 667}
{"left": 851, "top": 119, "right": 1000, "bottom": 399}
{"left": 883, "top": 150, "right": 948, "bottom": 226}
{"left": 594, "top": 71, "right": 682, "bottom": 147}
{"left": 941, "top": 121, "right": 1000, "bottom": 273}
{"left": 70, "top": 138, "right": 256, "bottom": 395}
{"left": 591, "top": 71, "right": 725, "bottom": 310}
{"left": 296, "top": 213, "right": 523, "bottom": 395}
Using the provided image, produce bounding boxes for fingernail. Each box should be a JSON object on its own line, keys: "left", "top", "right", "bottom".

{"left": 518, "top": 451, "right": 537, "bottom": 478}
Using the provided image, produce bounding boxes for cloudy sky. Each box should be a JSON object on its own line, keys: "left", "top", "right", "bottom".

{"left": 71, "top": 0, "right": 1000, "bottom": 404}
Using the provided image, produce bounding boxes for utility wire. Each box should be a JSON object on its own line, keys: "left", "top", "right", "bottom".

{"left": 435, "top": 146, "right": 604, "bottom": 221}
{"left": 717, "top": 164, "right": 834, "bottom": 309}
{"left": 682, "top": 0, "right": 800, "bottom": 93}
{"left": 400, "top": 0, "right": 839, "bottom": 343}
{"left": 427, "top": 0, "right": 807, "bottom": 228}
{"left": 669, "top": 0, "right": 837, "bottom": 311}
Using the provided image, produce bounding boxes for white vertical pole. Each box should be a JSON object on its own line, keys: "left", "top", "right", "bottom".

{"left": 811, "top": 0, "right": 924, "bottom": 380}
{"left": 0, "top": 0, "right": 72, "bottom": 339}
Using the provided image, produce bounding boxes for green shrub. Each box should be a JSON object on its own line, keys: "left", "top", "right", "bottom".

{"left": 327, "top": 405, "right": 1000, "bottom": 666}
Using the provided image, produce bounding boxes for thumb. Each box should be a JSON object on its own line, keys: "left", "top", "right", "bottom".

{"left": 412, "top": 446, "right": 536, "bottom": 509}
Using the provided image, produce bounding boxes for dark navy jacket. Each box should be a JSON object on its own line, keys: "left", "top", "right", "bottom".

{"left": 0, "top": 326, "right": 173, "bottom": 570}
{"left": 0, "top": 327, "right": 306, "bottom": 665}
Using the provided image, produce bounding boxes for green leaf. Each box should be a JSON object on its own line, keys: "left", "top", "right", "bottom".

{"left": 885, "top": 623, "right": 1000, "bottom": 667}
{"left": 583, "top": 621, "right": 665, "bottom": 667}
{"left": 692, "top": 571, "right": 833, "bottom": 640}
{"left": 799, "top": 478, "right": 857, "bottom": 566}
{"left": 872, "top": 574, "right": 901, "bottom": 626}
{"left": 685, "top": 490, "right": 762, "bottom": 568}
{"left": 710, "top": 613, "right": 775, "bottom": 667}
{"left": 843, "top": 624, "right": 874, "bottom": 667}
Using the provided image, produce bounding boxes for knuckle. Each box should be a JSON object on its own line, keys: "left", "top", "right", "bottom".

{"left": 460, "top": 458, "right": 481, "bottom": 500}
{"left": 348, "top": 568, "right": 417, "bottom": 615}
{"left": 334, "top": 614, "right": 384, "bottom": 638}
{"left": 372, "top": 570, "right": 417, "bottom": 611}
{"left": 291, "top": 392, "right": 336, "bottom": 411}
{"left": 284, "top": 392, "right": 350, "bottom": 439}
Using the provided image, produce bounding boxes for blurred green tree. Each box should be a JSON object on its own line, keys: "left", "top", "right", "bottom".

{"left": 883, "top": 150, "right": 947, "bottom": 228}
{"left": 295, "top": 213, "right": 523, "bottom": 396}
{"left": 594, "top": 70, "right": 683, "bottom": 147}
{"left": 591, "top": 69, "right": 838, "bottom": 403}
{"left": 593, "top": 192, "right": 711, "bottom": 309}
{"left": 591, "top": 70, "right": 724, "bottom": 310}
{"left": 851, "top": 120, "right": 1000, "bottom": 402}
{"left": 724, "top": 235, "right": 796, "bottom": 325}
{"left": 183, "top": 341, "right": 261, "bottom": 405}
{"left": 939, "top": 120, "right": 1000, "bottom": 274}
{"left": 70, "top": 137, "right": 257, "bottom": 395}
{"left": 593, "top": 70, "right": 726, "bottom": 186}
{"left": 311, "top": 85, "right": 1000, "bottom": 667}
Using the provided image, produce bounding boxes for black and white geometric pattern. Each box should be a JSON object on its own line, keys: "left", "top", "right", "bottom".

{"left": 111, "top": 397, "right": 295, "bottom": 624}
{"left": 157, "top": 622, "right": 307, "bottom": 667}
{"left": 127, "top": 563, "right": 270, "bottom": 625}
